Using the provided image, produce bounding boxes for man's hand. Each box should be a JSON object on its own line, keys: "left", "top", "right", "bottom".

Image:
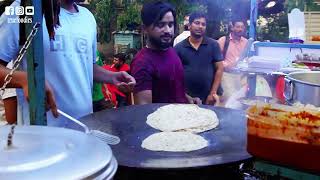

{"left": 186, "top": 94, "right": 202, "bottom": 105}
{"left": 45, "top": 82, "right": 58, "bottom": 118}
{"left": 205, "top": 94, "right": 220, "bottom": 105}
{"left": 103, "top": 84, "right": 113, "bottom": 100}
{"left": 191, "top": 97, "right": 202, "bottom": 105}
{"left": 21, "top": 80, "right": 58, "bottom": 118}
{"left": 93, "top": 65, "right": 135, "bottom": 92}
{"left": 112, "top": 71, "right": 136, "bottom": 93}
{"left": 0, "top": 66, "right": 58, "bottom": 118}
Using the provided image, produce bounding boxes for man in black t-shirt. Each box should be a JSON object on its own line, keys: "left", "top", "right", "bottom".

{"left": 175, "top": 12, "right": 224, "bottom": 105}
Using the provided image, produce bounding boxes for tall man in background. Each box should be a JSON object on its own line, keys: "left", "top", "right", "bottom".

{"left": 218, "top": 19, "right": 248, "bottom": 100}
{"left": 173, "top": 15, "right": 190, "bottom": 46}
{"left": 175, "top": 12, "right": 223, "bottom": 105}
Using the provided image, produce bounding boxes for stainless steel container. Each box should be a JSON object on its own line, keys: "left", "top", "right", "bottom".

{"left": 284, "top": 71, "right": 320, "bottom": 106}
{"left": 0, "top": 126, "right": 117, "bottom": 180}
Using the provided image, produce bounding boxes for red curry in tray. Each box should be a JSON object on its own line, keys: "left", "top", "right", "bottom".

{"left": 247, "top": 103, "right": 320, "bottom": 173}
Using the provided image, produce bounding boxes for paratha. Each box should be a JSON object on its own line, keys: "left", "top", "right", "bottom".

{"left": 141, "top": 132, "right": 208, "bottom": 152}
{"left": 146, "top": 104, "right": 219, "bottom": 133}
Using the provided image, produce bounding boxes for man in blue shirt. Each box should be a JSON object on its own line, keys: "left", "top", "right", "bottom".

{"left": 175, "top": 12, "right": 224, "bottom": 105}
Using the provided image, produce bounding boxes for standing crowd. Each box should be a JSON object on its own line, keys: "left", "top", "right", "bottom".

{"left": 0, "top": 0, "right": 248, "bottom": 126}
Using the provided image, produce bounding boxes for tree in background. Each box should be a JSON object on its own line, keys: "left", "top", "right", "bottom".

{"left": 256, "top": 0, "right": 288, "bottom": 42}
{"left": 256, "top": 0, "right": 318, "bottom": 42}
{"left": 117, "top": 2, "right": 141, "bottom": 31}
{"left": 206, "top": 0, "right": 267, "bottom": 39}
{"left": 257, "top": 11, "right": 289, "bottom": 42}
{"left": 89, "top": 0, "right": 116, "bottom": 43}
{"left": 163, "top": 0, "right": 207, "bottom": 32}
{"left": 90, "top": 0, "right": 245, "bottom": 42}
{"left": 89, "top": 0, "right": 319, "bottom": 44}
{"left": 286, "top": 0, "right": 319, "bottom": 12}
{"left": 116, "top": 0, "right": 207, "bottom": 33}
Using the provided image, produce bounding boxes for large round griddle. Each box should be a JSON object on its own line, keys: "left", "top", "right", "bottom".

{"left": 78, "top": 104, "right": 251, "bottom": 169}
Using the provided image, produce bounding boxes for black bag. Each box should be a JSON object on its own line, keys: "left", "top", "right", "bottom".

{"left": 222, "top": 35, "right": 230, "bottom": 59}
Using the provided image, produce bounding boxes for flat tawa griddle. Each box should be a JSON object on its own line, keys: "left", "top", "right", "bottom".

{"left": 77, "top": 104, "right": 251, "bottom": 169}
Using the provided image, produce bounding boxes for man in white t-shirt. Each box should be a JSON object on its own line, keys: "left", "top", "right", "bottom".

{"left": 173, "top": 15, "right": 190, "bottom": 46}
{"left": 0, "top": 0, "right": 135, "bottom": 126}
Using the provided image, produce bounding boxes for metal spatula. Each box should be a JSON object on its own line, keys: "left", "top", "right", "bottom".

{"left": 58, "top": 109, "right": 120, "bottom": 145}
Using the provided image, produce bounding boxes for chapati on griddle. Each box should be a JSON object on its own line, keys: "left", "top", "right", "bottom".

{"left": 142, "top": 132, "right": 208, "bottom": 152}
{"left": 146, "top": 104, "right": 219, "bottom": 133}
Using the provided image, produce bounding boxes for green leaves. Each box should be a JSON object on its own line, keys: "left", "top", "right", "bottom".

{"left": 117, "top": 3, "right": 141, "bottom": 31}
{"left": 286, "top": 0, "right": 318, "bottom": 12}
{"left": 89, "top": 0, "right": 115, "bottom": 43}
{"left": 88, "top": 0, "right": 318, "bottom": 43}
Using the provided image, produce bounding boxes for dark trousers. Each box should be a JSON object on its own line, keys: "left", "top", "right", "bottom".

{"left": 116, "top": 95, "right": 128, "bottom": 107}
{"left": 93, "top": 99, "right": 114, "bottom": 112}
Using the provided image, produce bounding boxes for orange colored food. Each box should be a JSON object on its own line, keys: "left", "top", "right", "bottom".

{"left": 247, "top": 104, "right": 320, "bottom": 172}
{"left": 312, "top": 36, "right": 320, "bottom": 41}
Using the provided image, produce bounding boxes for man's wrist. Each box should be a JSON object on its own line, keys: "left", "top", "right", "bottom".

{"left": 210, "top": 91, "right": 217, "bottom": 96}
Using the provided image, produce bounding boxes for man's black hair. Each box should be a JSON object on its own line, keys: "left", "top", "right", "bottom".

{"left": 189, "top": 12, "right": 207, "bottom": 24}
{"left": 184, "top": 25, "right": 188, "bottom": 31}
{"left": 114, "top": 53, "right": 127, "bottom": 63}
{"left": 231, "top": 18, "right": 246, "bottom": 26}
{"left": 141, "top": 1, "right": 176, "bottom": 27}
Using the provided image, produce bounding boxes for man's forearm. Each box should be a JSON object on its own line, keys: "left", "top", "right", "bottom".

{"left": 210, "top": 65, "right": 223, "bottom": 95}
{"left": 222, "top": 60, "right": 230, "bottom": 68}
{"left": 93, "top": 64, "right": 114, "bottom": 84}
{"left": 185, "top": 93, "right": 192, "bottom": 102}
{"left": 0, "top": 64, "right": 27, "bottom": 88}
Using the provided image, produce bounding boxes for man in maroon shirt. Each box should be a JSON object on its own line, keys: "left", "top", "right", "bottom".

{"left": 131, "top": 1, "right": 201, "bottom": 105}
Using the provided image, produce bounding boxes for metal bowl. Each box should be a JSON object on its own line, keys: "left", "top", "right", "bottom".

{"left": 238, "top": 96, "right": 278, "bottom": 109}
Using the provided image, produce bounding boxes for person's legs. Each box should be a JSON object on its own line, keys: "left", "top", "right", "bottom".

{"left": 3, "top": 97, "right": 17, "bottom": 124}
{"left": 116, "top": 95, "right": 128, "bottom": 107}
{"left": 220, "top": 72, "right": 242, "bottom": 106}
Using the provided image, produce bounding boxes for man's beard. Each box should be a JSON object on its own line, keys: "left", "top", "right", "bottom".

{"left": 234, "top": 31, "right": 245, "bottom": 37}
{"left": 149, "top": 36, "right": 172, "bottom": 50}
{"left": 114, "top": 64, "right": 121, "bottom": 69}
{"left": 191, "top": 31, "right": 203, "bottom": 39}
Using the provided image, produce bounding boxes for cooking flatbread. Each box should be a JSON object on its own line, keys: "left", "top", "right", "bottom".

{"left": 141, "top": 132, "right": 208, "bottom": 152}
{"left": 146, "top": 104, "right": 219, "bottom": 133}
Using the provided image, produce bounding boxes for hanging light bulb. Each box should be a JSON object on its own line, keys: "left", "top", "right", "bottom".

{"left": 266, "top": 1, "right": 276, "bottom": 8}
